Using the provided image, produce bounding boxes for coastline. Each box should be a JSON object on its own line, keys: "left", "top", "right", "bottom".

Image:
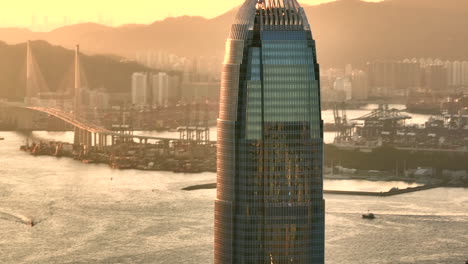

{"left": 19, "top": 140, "right": 216, "bottom": 174}
{"left": 17, "top": 139, "right": 468, "bottom": 188}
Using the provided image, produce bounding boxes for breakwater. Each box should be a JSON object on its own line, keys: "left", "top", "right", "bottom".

{"left": 323, "top": 184, "right": 440, "bottom": 196}
{"left": 182, "top": 183, "right": 440, "bottom": 196}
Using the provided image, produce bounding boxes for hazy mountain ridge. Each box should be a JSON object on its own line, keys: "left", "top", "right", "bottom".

{"left": 0, "top": 40, "right": 151, "bottom": 99}
{"left": 383, "top": 0, "right": 468, "bottom": 11}
{"left": 1, "top": 0, "right": 468, "bottom": 68}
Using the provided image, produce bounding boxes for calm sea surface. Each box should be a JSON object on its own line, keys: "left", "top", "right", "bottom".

{"left": 0, "top": 129, "right": 467, "bottom": 264}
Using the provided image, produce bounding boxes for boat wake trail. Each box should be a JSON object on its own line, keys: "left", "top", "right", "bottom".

{"left": 0, "top": 210, "right": 34, "bottom": 226}
{"left": 0, "top": 203, "right": 55, "bottom": 227}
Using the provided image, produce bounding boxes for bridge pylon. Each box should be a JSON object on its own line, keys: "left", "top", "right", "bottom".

{"left": 24, "top": 40, "right": 50, "bottom": 105}
{"left": 74, "top": 44, "right": 82, "bottom": 118}
{"left": 73, "top": 44, "right": 82, "bottom": 146}
{"left": 25, "top": 40, "right": 33, "bottom": 103}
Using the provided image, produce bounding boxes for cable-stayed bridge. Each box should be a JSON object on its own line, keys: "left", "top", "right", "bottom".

{"left": 0, "top": 41, "right": 215, "bottom": 149}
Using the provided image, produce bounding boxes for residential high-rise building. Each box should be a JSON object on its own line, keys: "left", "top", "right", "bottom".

{"left": 445, "top": 60, "right": 454, "bottom": 87}
{"left": 133, "top": 72, "right": 181, "bottom": 107}
{"left": 167, "top": 74, "right": 182, "bottom": 104}
{"left": 215, "top": 0, "right": 324, "bottom": 263}
{"left": 345, "top": 63, "right": 353, "bottom": 77}
{"left": 367, "top": 60, "right": 397, "bottom": 96}
{"left": 131, "top": 72, "right": 149, "bottom": 105}
{"left": 85, "top": 88, "right": 110, "bottom": 110}
{"left": 152, "top": 72, "right": 169, "bottom": 106}
{"left": 452, "top": 61, "right": 462, "bottom": 87}
{"left": 462, "top": 61, "right": 468, "bottom": 86}
{"left": 334, "top": 77, "right": 352, "bottom": 100}
{"left": 424, "top": 64, "right": 447, "bottom": 90}
{"left": 352, "top": 70, "right": 369, "bottom": 100}
{"left": 398, "top": 59, "right": 421, "bottom": 90}
{"left": 366, "top": 59, "right": 424, "bottom": 96}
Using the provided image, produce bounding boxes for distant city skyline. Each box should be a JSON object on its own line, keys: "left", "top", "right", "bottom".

{"left": 1, "top": 0, "right": 382, "bottom": 31}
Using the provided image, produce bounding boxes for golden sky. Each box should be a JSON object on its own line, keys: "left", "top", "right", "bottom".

{"left": 0, "top": 0, "right": 382, "bottom": 31}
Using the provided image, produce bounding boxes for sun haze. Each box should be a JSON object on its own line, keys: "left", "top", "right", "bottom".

{"left": 1, "top": 0, "right": 382, "bottom": 31}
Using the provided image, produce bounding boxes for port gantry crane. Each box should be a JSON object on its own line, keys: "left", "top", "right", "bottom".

{"left": 333, "top": 102, "right": 354, "bottom": 143}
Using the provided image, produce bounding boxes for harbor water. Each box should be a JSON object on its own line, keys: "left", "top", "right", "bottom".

{"left": 25, "top": 104, "right": 434, "bottom": 145}
{"left": 0, "top": 131, "right": 467, "bottom": 263}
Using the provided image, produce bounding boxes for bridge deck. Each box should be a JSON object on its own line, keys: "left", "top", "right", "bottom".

{"left": 1, "top": 101, "right": 216, "bottom": 143}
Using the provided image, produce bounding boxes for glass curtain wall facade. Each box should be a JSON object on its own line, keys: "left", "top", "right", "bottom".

{"left": 215, "top": 0, "right": 324, "bottom": 263}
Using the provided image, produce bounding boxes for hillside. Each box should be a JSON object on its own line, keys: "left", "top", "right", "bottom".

{"left": 0, "top": 41, "right": 151, "bottom": 99}
{"left": 310, "top": 0, "right": 468, "bottom": 66}
{"left": 0, "top": 0, "right": 468, "bottom": 68}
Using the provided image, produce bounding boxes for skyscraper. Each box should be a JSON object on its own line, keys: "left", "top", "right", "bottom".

{"left": 215, "top": 0, "right": 324, "bottom": 263}
{"left": 152, "top": 72, "right": 169, "bottom": 106}
{"left": 131, "top": 72, "right": 149, "bottom": 105}
{"left": 351, "top": 70, "right": 369, "bottom": 100}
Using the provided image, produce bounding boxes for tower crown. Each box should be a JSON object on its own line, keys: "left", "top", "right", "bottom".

{"left": 231, "top": 0, "right": 310, "bottom": 40}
